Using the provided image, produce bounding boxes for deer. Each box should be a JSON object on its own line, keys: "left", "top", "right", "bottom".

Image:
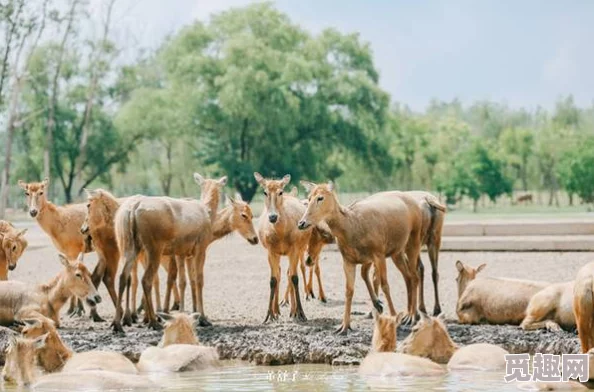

{"left": 372, "top": 191, "right": 446, "bottom": 316}
{"left": 17, "top": 178, "right": 105, "bottom": 321}
{"left": 253, "top": 173, "right": 312, "bottom": 323}
{"left": 20, "top": 315, "right": 138, "bottom": 374}
{"left": 3, "top": 331, "right": 154, "bottom": 389}
{"left": 455, "top": 260, "right": 549, "bottom": 325}
{"left": 521, "top": 281, "right": 575, "bottom": 332}
{"left": 158, "top": 312, "right": 200, "bottom": 347}
{"left": 0, "top": 254, "right": 100, "bottom": 327}
{"left": 297, "top": 181, "right": 425, "bottom": 333}
{"left": 303, "top": 223, "right": 335, "bottom": 303}
{"left": 515, "top": 193, "right": 533, "bottom": 205}
{"left": 399, "top": 313, "right": 509, "bottom": 370}
{"left": 112, "top": 174, "right": 225, "bottom": 332}
{"left": 0, "top": 220, "right": 28, "bottom": 279}
{"left": 574, "top": 262, "right": 594, "bottom": 353}
{"left": 359, "top": 309, "right": 446, "bottom": 377}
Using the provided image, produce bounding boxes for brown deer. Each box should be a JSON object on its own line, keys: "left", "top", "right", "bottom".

{"left": 0, "top": 220, "right": 28, "bottom": 279}
{"left": 137, "top": 344, "right": 219, "bottom": 373}
{"left": 158, "top": 312, "right": 200, "bottom": 347}
{"left": 20, "top": 316, "right": 137, "bottom": 374}
{"left": 303, "top": 223, "right": 334, "bottom": 303}
{"left": 515, "top": 193, "right": 533, "bottom": 205}
{"left": 2, "top": 333, "right": 47, "bottom": 385}
{"left": 359, "top": 310, "right": 445, "bottom": 377}
{"left": 298, "top": 181, "right": 425, "bottom": 333}
{"left": 521, "top": 281, "right": 575, "bottom": 332}
{"left": 18, "top": 178, "right": 103, "bottom": 320}
{"left": 574, "top": 262, "right": 594, "bottom": 353}
{"left": 399, "top": 313, "right": 509, "bottom": 370}
{"left": 0, "top": 254, "right": 100, "bottom": 327}
{"left": 112, "top": 174, "right": 225, "bottom": 332}
{"left": 456, "top": 260, "right": 549, "bottom": 325}
{"left": 254, "top": 173, "right": 312, "bottom": 323}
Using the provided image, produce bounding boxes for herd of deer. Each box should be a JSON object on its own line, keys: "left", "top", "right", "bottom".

{"left": 0, "top": 172, "right": 594, "bottom": 388}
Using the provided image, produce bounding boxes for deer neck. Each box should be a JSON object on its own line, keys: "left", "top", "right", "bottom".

{"left": 323, "top": 200, "right": 350, "bottom": 243}
{"left": 46, "top": 274, "right": 73, "bottom": 316}
{"left": 37, "top": 331, "right": 73, "bottom": 372}
{"left": 201, "top": 189, "right": 220, "bottom": 222}
{"left": 435, "top": 337, "right": 458, "bottom": 363}
{"left": 211, "top": 206, "right": 233, "bottom": 241}
{"left": 36, "top": 201, "right": 61, "bottom": 238}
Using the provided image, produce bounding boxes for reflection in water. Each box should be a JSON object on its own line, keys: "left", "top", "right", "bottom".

{"left": 2, "top": 361, "right": 585, "bottom": 391}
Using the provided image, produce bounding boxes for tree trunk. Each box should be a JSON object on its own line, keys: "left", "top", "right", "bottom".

{"left": 569, "top": 193, "right": 574, "bottom": 206}
{"left": 237, "top": 182, "right": 257, "bottom": 203}
{"left": 0, "top": 77, "right": 23, "bottom": 218}
{"left": 472, "top": 198, "right": 478, "bottom": 213}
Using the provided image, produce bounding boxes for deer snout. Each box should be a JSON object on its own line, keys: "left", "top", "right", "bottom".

{"left": 8, "top": 262, "right": 16, "bottom": 271}
{"left": 86, "top": 294, "right": 102, "bottom": 306}
{"left": 248, "top": 236, "right": 259, "bottom": 245}
{"left": 80, "top": 223, "right": 89, "bottom": 235}
{"left": 297, "top": 220, "right": 310, "bottom": 230}
{"left": 29, "top": 209, "right": 38, "bottom": 218}
{"left": 268, "top": 213, "right": 278, "bottom": 224}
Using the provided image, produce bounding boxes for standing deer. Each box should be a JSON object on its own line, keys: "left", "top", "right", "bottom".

{"left": 254, "top": 173, "right": 312, "bottom": 323}
{"left": 297, "top": 181, "right": 425, "bottom": 333}
{"left": 112, "top": 174, "right": 225, "bottom": 332}
{"left": 17, "top": 178, "right": 103, "bottom": 320}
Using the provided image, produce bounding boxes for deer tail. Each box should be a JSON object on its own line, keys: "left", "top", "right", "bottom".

{"left": 575, "top": 275, "right": 594, "bottom": 352}
{"left": 115, "top": 199, "right": 141, "bottom": 261}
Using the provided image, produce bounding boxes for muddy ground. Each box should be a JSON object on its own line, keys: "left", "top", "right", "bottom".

{"left": 0, "top": 220, "right": 587, "bottom": 365}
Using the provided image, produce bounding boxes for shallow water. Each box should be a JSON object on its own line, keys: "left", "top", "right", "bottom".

{"left": 3, "top": 361, "right": 585, "bottom": 392}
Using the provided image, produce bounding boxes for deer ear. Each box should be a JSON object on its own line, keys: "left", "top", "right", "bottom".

{"left": 253, "top": 172, "right": 265, "bottom": 185}
{"left": 20, "top": 318, "right": 41, "bottom": 328}
{"left": 17, "top": 228, "right": 27, "bottom": 238}
{"left": 193, "top": 173, "right": 205, "bottom": 186}
{"left": 289, "top": 186, "right": 298, "bottom": 197}
{"left": 42, "top": 178, "right": 49, "bottom": 188}
{"left": 300, "top": 180, "right": 316, "bottom": 194}
{"left": 58, "top": 254, "right": 71, "bottom": 268}
{"left": 327, "top": 181, "right": 334, "bottom": 192}
{"left": 18, "top": 180, "right": 28, "bottom": 191}
{"left": 217, "top": 176, "right": 227, "bottom": 187}
{"left": 158, "top": 312, "right": 174, "bottom": 322}
{"left": 190, "top": 313, "right": 201, "bottom": 324}
{"left": 227, "top": 195, "right": 238, "bottom": 206}
{"left": 455, "top": 260, "right": 464, "bottom": 272}
{"left": 34, "top": 333, "right": 49, "bottom": 349}
{"left": 234, "top": 192, "right": 243, "bottom": 202}
{"left": 281, "top": 174, "right": 291, "bottom": 187}
{"left": 476, "top": 263, "right": 487, "bottom": 274}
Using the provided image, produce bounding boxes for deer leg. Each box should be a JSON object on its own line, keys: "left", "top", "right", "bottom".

{"left": 164, "top": 255, "right": 177, "bottom": 313}
{"left": 126, "top": 261, "right": 138, "bottom": 325}
{"left": 141, "top": 246, "right": 163, "bottom": 331}
{"left": 376, "top": 258, "right": 397, "bottom": 316}
{"left": 264, "top": 253, "right": 281, "bottom": 323}
{"left": 189, "top": 255, "right": 198, "bottom": 314}
{"left": 289, "top": 251, "right": 307, "bottom": 322}
{"left": 176, "top": 255, "right": 187, "bottom": 312}
{"left": 417, "top": 258, "right": 427, "bottom": 314}
{"left": 402, "top": 241, "right": 422, "bottom": 325}
{"left": 314, "top": 260, "right": 327, "bottom": 303}
{"left": 428, "top": 242, "right": 441, "bottom": 316}
{"left": 113, "top": 249, "right": 138, "bottom": 333}
{"left": 153, "top": 273, "right": 162, "bottom": 313}
{"left": 88, "top": 256, "right": 107, "bottom": 323}
{"left": 280, "top": 267, "right": 291, "bottom": 307}
{"left": 336, "top": 261, "right": 356, "bottom": 335}
{"left": 393, "top": 253, "right": 414, "bottom": 324}
{"left": 299, "top": 255, "right": 308, "bottom": 298}
{"left": 194, "top": 248, "right": 211, "bottom": 327}
{"left": 306, "top": 259, "right": 314, "bottom": 300}
{"left": 123, "top": 276, "right": 133, "bottom": 326}
{"left": 361, "top": 262, "right": 383, "bottom": 313}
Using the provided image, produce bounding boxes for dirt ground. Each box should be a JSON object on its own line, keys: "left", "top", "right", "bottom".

{"left": 1, "top": 220, "right": 587, "bottom": 365}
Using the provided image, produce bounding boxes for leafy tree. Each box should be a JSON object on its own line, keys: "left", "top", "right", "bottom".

{"left": 558, "top": 136, "right": 594, "bottom": 204}
{"left": 499, "top": 127, "right": 533, "bottom": 191}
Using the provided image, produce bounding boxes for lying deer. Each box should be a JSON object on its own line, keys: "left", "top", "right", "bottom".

{"left": 298, "top": 181, "right": 425, "bottom": 332}
{"left": 359, "top": 310, "right": 445, "bottom": 377}
{"left": 18, "top": 178, "right": 103, "bottom": 320}
{"left": 521, "top": 281, "right": 575, "bottom": 332}
{"left": 399, "top": 313, "right": 509, "bottom": 370}
{"left": 0, "top": 220, "right": 28, "bottom": 279}
{"left": 137, "top": 311, "right": 218, "bottom": 372}
{"left": 455, "top": 260, "right": 549, "bottom": 325}
{"left": 0, "top": 254, "right": 100, "bottom": 327}
{"left": 20, "top": 316, "right": 137, "bottom": 374}
{"left": 3, "top": 332, "right": 155, "bottom": 388}
{"left": 574, "top": 262, "right": 594, "bottom": 353}
{"left": 255, "top": 173, "right": 312, "bottom": 323}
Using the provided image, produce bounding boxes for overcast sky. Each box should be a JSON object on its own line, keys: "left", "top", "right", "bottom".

{"left": 107, "top": 0, "right": 594, "bottom": 111}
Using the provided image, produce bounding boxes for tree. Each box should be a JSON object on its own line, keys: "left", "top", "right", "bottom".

{"left": 558, "top": 136, "right": 594, "bottom": 204}
{"left": 499, "top": 127, "right": 533, "bottom": 192}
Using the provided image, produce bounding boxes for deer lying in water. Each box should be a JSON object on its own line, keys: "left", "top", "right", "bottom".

{"left": 359, "top": 310, "right": 445, "bottom": 377}
{"left": 399, "top": 313, "right": 509, "bottom": 370}
{"left": 3, "top": 333, "right": 155, "bottom": 388}
{"left": 298, "top": 181, "right": 425, "bottom": 332}
{"left": 18, "top": 178, "right": 103, "bottom": 320}
{"left": 521, "top": 281, "right": 575, "bottom": 332}
{"left": 0, "top": 254, "right": 100, "bottom": 327}
{"left": 112, "top": 174, "right": 225, "bottom": 332}
{"left": 255, "top": 173, "right": 312, "bottom": 323}
{"left": 0, "top": 220, "right": 28, "bottom": 279}
{"left": 20, "top": 316, "right": 137, "bottom": 374}
{"left": 574, "top": 262, "right": 594, "bottom": 353}
{"left": 455, "top": 260, "right": 549, "bottom": 325}
{"left": 137, "top": 311, "right": 218, "bottom": 372}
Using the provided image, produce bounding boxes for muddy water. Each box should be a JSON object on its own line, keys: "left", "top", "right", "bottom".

{"left": 3, "top": 362, "right": 578, "bottom": 391}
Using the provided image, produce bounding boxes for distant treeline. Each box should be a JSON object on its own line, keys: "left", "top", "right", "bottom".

{"left": 1, "top": 1, "right": 593, "bottom": 217}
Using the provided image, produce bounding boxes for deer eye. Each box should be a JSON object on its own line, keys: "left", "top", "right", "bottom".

{"left": 241, "top": 213, "right": 248, "bottom": 220}
{"left": 263, "top": 191, "right": 268, "bottom": 196}
{"left": 278, "top": 191, "right": 283, "bottom": 196}
{"left": 25, "top": 192, "right": 30, "bottom": 196}
{"left": 317, "top": 196, "right": 324, "bottom": 202}
{"left": 75, "top": 273, "right": 82, "bottom": 279}
{"left": 39, "top": 192, "right": 43, "bottom": 196}
{"left": 12, "top": 246, "right": 16, "bottom": 252}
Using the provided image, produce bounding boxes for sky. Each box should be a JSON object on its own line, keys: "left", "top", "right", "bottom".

{"left": 105, "top": 0, "right": 594, "bottom": 111}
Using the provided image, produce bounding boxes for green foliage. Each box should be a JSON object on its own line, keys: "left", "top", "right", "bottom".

{"left": 558, "top": 136, "right": 594, "bottom": 204}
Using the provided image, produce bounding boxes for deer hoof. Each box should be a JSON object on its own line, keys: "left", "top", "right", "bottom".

{"left": 111, "top": 322, "right": 125, "bottom": 334}
{"left": 373, "top": 300, "right": 384, "bottom": 314}
{"left": 335, "top": 324, "right": 352, "bottom": 335}
{"left": 90, "top": 311, "right": 106, "bottom": 323}
{"left": 148, "top": 320, "right": 163, "bottom": 331}
{"left": 171, "top": 302, "right": 180, "bottom": 311}
{"left": 279, "top": 299, "right": 289, "bottom": 307}
{"left": 122, "top": 314, "right": 133, "bottom": 327}
{"left": 197, "top": 315, "right": 212, "bottom": 327}
{"left": 433, "top": 306, "right": 442, "bottom": 317}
